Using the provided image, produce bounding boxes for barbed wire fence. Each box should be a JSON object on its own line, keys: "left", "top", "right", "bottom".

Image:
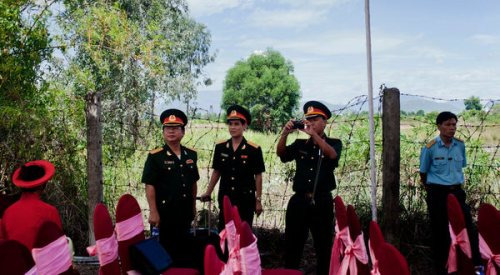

{"left": 101, "top": 89, "right": 499, "bottom": 232}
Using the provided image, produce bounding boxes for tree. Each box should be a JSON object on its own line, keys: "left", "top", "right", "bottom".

{"left": 464, "top": 96, "right": 482, "bottom": 111}
{"left": 222, "top": 49, "right": 300, "bottom": 132}
{"left": 59, "top": 0, "right": 214, "bottom": 242}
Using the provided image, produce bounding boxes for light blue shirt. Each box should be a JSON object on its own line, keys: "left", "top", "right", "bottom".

{"left": 420, "top": 136, "right": 467, "bottom": 185}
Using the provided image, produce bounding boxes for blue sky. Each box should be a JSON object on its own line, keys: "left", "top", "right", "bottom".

{"left": 184, "top": 0, "right": 500, "bottom": 107}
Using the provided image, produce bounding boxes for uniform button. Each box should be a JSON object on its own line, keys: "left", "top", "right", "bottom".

{"left": 168, "top": 167, "right": 171, "bottom": 170}
{"left": 301, "top": 156, "right": 304, "bottom": 159}
{"left": 233, "top": 157, "right": 236, "bottom": 160}
{"left": 231, "top": 177, "right": 235, "bottom": 180}
{"left": 308, "top": 179, "right": 312, "bottom": 182}
{"left": 231, "top": 187, "right": 235, "bottom": 191}
{"left": 180, "top": 164, "right": 183, "bottom": 167}
{"left": 310, "top": 157, "right": 314, "bottom": 160}
{"left": 183, "top": 194, "right": 186, "bottom": 198}
{"left": 181, "top": 174, "right": 184, "bottom": 177}
{"left": 243, "top": 161, "right": 246, "bottom": 164}
{"left": 232, "top": 168, "right": 235, "bottom": 171}
{"left": 162, "top": 200, "right": 166, "bottom": 204}
{"left": 310, "top": 168, "right": 313, "bottom": 171}
{"left": 222, "top": 159, "right": 225, "bottom": 162}
{"left": 182, "top": 184, "right": 186, "bottom": 187}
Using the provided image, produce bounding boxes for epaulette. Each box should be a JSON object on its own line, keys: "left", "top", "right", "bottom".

{"left": 426, "top": 139, "right": 436, "bottom": 149}
{"left": 246, "top": 140, "right": 260, "bottom": 148}
{"left": 216, "top": 139, "right": 226, "bottom": 145}
{"left": 454, "top": 137, "right": 464, "bottom": 143}
{"left": 149, "top": 147, "right": 163, "bottom": 154}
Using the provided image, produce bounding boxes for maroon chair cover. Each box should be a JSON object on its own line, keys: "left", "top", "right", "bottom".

{"left": 346, "top": 205, "right": 370, "bottom": 275}
{"left": 232, "top": 205, "right": 242, "bottom": 233}
{"left": 376, "top": 243, "right": 410, "bottom": 275}
{"left": 368, "top": 221, "right": 385, "bottom": 273}
{"left": 204, "top": 244, "right": 224, "bottom": 275}
{"left": 0, "top": 239, "right": 35, "bottom": 275}
{"left": 223, "top": 196, "right": 234, "bottom": 224}
{"left": 477, "top": 203, "right": 500, "bottom": 274}
{"left": 330, "top": 196, "right": 349, "bottom": 275}
{"left": 447, "top": 194, "right": 475, "bottom": 274}
{"left": 33, "top": 221, "right": 75, "bottom": 275}
{"left": 116, "top": 194, "right": 145, "bottom": 274}
{"left": 93, "top": 203, "right": 121, "bottom": 274}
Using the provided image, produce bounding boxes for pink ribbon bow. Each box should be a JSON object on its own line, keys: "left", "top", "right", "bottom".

{"left": 240, "top": 235, "right": 262, "bottom": 275}
{"left": 479, "top": 234, "right": 500, "bottom": 275}
{"left": 32, "top": 236, "right": 72, "bottom": 275}
{"left": 330, "top": 224, "right": 350, "bottom": 275}
{"left": 337, "top": 232, "right": 369, "bottom": 275}
{"left": 446, "top": 224, "right": 472, "bottom": 274}
{"left": 115, "top": 213, "right": 143, "bottom": 241}
{"left": 368, "top": 242, "right": 380, "bottom": 275}
{"left": 86, "top": 232, "right": 119, "bottom": 266}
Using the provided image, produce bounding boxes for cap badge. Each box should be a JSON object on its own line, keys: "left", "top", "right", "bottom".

{"left": 307, "top": 106, "right": 314, "bottom": 113}
{"left": 169, "top": 115, "right": 176, "bottom": 121}
{"left": 230, "top": 110, "right": 237, "bottom": 116}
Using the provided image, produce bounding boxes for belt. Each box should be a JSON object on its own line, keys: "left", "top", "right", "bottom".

{"left": 427, "top": 184, "right": 462, "bottom": 191}
{"left": 296, "top": 192, "right": 331, "bottom": 199}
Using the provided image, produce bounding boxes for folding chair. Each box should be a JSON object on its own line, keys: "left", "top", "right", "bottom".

{"left": 447, "top": 194, "right": 475, "bottom": 274}
{"left": 32, "top": 221, "right": 76, "bottom": 275}
{"left": 477, "top": 203, "right": 500, "bottom": 274}
{"left": 87, "top": 203, "right": 121, "bottom": 275}
{"left": 0, "top": 239, "right": 35, "bottom": 275}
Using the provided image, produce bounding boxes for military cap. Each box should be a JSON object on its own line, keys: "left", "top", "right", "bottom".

{"left": 227, "top": 105, "right": 251, "bottom": 125}
{"left": 12, "top": 160, "right": 55, "bottom": 188}
{"left": 159, "top": 109, "right": 187, "bottom": 126}
{"left": 303, "top": 100, "right": 331, "bottom": 120}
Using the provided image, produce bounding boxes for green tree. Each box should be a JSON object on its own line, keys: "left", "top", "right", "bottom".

{"left": 222, "top": 49, "right": 300, "bottom": 132}
{"left": 58, "top": 0, "right": 214, "bottom": 242}
{"left": 464, "top": 96, "right": 482, "bottom": 111}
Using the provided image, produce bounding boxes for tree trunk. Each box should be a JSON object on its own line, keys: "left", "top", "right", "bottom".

{"left": 85, "top": 91, "right": 103, "bottom": 244}
{"left": 381, "top": 88, "right": 400, "bottom": 245}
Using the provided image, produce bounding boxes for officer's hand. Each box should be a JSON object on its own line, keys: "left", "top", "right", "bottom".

{"left": 255, "top": 201, "right": 263, "bottom": 216}
{"left": 282, "top": 120, "right": 295, "bottom": 135}
{"left": 200, "top": 193, "right": 211, "bottom": 202}
{"left": 148, "top": 210, "right": 160, "bottom": 227}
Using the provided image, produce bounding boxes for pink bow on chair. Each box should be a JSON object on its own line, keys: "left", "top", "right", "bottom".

{"left": 329, "top": 224, "right": 350, "bottom": 275}
{"left": 446, "top": 223, "right": 472, "bottom": 273}
{"left": 337, "top": 232, "right": 369, "bottom": 275}
{"left": 479, "top": 234, "right": 500, "bottom": 275}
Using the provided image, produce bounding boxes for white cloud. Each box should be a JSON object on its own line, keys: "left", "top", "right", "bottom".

{"left": 248, "top": 8, "right": 327, "bottom": 28}
{"left": 186, "top": 0, "right": 253, "bottom": 17}
{"left": 470, "top": 34, "right": 500, "bottom": 45}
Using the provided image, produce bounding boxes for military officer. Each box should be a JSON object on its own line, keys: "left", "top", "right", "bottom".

{"left": 142, "top": 109, "right": 199, "bottom": 266}
{"left": 201, "top": 105, "right": 265, "bottom": 230}
{"left": 276, "top": 100, "right": 342, "bottom": 275}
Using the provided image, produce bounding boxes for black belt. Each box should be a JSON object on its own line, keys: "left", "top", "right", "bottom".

{"left": 295, "top": 192, "right": 331, "bottom": 199}
{"left": 427, "top": 184, "right": 462, "bottom": 191}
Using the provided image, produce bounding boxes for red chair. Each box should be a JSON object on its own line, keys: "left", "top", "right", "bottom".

{"left": 368, "top": 221, "right": 385, "bottom": 274}
{"left": 32, "top": 221, "right": 76, "bottom": 274}
{"left": 447, "top": 194, "right": 475, "bottom": 274}
{"left": 87, "top": 203, "right": 121, "bottom": 275}
{"left": 0, "top": 239, "right": 35, "bottom": 275}
{"left": 341, "top": 205, "right": 369, "bottom": 275}
{"left": 330, "top": 196, "right": 350, "bottom": 275}
{"left": 477, "top": 203, "right": 500, "bottom": 274}
{"left": 376, "top": 242, "right": 410, "bottom": 275}
{"left": 116, "top": 194, "right": 145, "bottom": 274}
{"left": 204, "top": 244, "right": 225, "bottom": 275}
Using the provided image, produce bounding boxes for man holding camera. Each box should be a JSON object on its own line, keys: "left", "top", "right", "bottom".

{"left": 276, "top": 101, "right": 342, "bottom": 275}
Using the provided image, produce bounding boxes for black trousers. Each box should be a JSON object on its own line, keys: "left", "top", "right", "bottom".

{"left": 284, "top": 193, "right": 334, "bottom": 275}
{"left": 217, "top": 192, "right": 256, "bottom": 231}
{"left": 426, "top": 185, "right": 481, "bottom": 274}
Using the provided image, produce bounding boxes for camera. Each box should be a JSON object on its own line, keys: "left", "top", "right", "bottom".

{"left": 292, "top": 120, "right": 304, "bottom": 129}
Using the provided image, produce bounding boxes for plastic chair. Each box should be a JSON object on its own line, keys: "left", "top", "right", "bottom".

{"left": 447, "top": 194, "right": 475, "bottom": 274}
{"left": 0, "top": 239, "right": 35, "bottom": 275}
{"left": 477, "top": 203, "right": 500, "bottom": 274}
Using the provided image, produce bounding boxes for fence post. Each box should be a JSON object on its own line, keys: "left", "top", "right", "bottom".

{"left": 381, "top": 88, "right": 400, "bottom": 245}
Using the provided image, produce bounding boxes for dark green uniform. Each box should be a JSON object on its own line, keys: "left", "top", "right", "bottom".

{"left": 213, "top": 137, "right": 265, "bottom": 229}
{"left": 280, "top": 136, "right": 342, "bottom": 275}
{"left": 141, "top": 144, "right": 199, "bottom": 263}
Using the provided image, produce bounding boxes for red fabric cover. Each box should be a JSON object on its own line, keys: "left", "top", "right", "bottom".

{"left": 478, "top": 203, "right": 500, "bottom": 254}
{"left": 0, "top": 239, "right": 35, "bottom": 275}
{"left": 204, "top": 244, "right": 224, "bottom": 275}
{"left": 369, "top": 221, "right": 385, "bottom": 254}
{"left": 12, "top": 160, "right": 55, "bottom": 188}
{"left": 163, "top": 268, "right": 200, "bottom": 275}
{"left": 347, "top": 205, "right": 370, "bottom": 275}
{"left": 1, "top": 192, "right": 62, "bottom": 250}
{"left": 447, "top": 194, "right": 474, "bottom": 275}
{"left": 33, "top": 221, "right": 74, "bottom": 275}
{"left": 116, "top": 194, "right": 145, "bottom": 274}
{"left": 376, "top": 243, "right": 410, "bottom": 275}
{"left": 334, "top": 196, "right": 348, "bottom": 230}
{"left": 223, "top": 195, "right": 233, "bottom": 224}
{"left": 239, "top": 221, "right": 255, "bottom": 249}
{"left": 232, "top": 206, "right": 242, "bottom": 233}
{"left": 93, "top": 203, "right": 121, "bottom": 275}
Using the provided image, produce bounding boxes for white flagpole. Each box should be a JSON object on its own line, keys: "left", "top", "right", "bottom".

{"left": 364, "top": 0, "right": 377, "bottom": 221}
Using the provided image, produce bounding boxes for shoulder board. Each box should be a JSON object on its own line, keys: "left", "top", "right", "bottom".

{"left": 216, "top": 140, "right": 226, "bottom": 145}
{"left": 426, "top": 139, "right": 436, "bottom": 149}
{"left": 246, "top": 140, "right": 260, "bottom": 148}
{"left": 454, "top": 137, "right": 464, "bottom": 143}
{"left": 185, "top": 147, "right": 197, "bottom": 153}
{"left": 149, "top": 147, "right": 163, "bottom": 154}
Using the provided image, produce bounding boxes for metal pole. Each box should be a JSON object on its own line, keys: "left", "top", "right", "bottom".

{"left": 364, "top": 0, "right": 377, "bottom": 221}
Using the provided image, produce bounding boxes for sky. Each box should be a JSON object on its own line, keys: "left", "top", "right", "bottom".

{"left": 183, "top": 0, "right": 500, "bottom": 108}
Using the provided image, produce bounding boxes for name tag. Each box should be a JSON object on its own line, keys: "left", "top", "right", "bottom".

{"left": 241, "top": 155, "right": 248, "bottom": 159}
{"left": 164, "top": 161, "right": 175, "bottom": 165}
{"left": 221, "top": 153, "right": 229, "bottom": 157}
{"left": 186, "top": 159, "right": 194, "bottom": 164}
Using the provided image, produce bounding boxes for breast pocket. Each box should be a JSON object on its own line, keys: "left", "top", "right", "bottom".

{"left": 432, "top": 158, "right": 448, "bottom": 173}
{"left": 453, "top": 156, "right": 464, "bottom": 171}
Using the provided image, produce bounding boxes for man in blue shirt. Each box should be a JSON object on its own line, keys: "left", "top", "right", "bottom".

{"left": 420, "top": 111, "right": 482, "bottom": 274}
